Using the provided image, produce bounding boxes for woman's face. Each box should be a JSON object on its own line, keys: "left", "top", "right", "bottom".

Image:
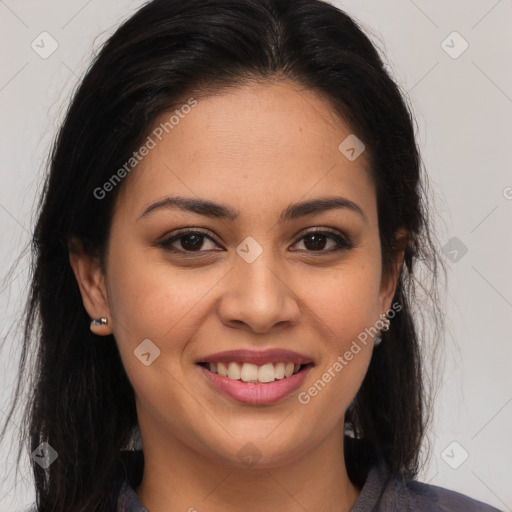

{"left": 79, "top": 80, "right": 401, "bottom": 468}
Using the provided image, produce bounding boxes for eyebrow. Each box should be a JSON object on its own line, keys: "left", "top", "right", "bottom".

{"left": 137, "top": 195, "right": 366, "bottom": 223}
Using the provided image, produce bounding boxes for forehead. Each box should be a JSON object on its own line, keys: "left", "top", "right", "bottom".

{"left": 116, "top": 80, "right": 376, "bottom": 223}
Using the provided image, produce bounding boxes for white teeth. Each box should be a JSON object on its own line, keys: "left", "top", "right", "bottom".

{"left": 217, "top": 362, "right": 229, "bottom": 377}
{"left": 274, "top": 362, "right": 285, "bottom": 379}
{"left": 241, "top": 363, "right": 258, "bottom": 382}
{"left": 258, "top": 363, "right": 276, "bottom": 383}
{"left": 227, "top": 362, "right": 241, "bottom": 380}
{"left": 206, "top": 361, "right": 305, "bottom": 383}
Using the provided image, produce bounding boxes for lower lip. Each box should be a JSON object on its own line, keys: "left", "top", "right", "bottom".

{"left": 197, "top": 364, "right": 313, "bottom": 405}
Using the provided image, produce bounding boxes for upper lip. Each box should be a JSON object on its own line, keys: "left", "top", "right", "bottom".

{"left": 196, "top": 348, "right": 314, "bottom": 366}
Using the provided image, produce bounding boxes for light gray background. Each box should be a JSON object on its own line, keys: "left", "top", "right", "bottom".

{"left": 1, "top": 1, "right": 511, "bottom": 510}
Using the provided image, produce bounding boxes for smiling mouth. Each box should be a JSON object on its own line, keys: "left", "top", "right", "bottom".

{"left": 196, "top": 361, "right": 313, "bottom": 384}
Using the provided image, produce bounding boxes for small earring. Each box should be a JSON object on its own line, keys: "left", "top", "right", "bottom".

{"left": 90, "top": 317, "right": 108, "bottom": 327}
{"left": 374, "top": 313, "right": 391, "bottom": 346}
{"left": 380, "top": 313, "right": 391, "bottom": 331}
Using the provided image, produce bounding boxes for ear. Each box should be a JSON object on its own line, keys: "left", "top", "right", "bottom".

{"left": 68, "top": 237, "right": 112, "bottom": 335}
{"left": 378, "top": 228, "right": 408, "bottom": 313}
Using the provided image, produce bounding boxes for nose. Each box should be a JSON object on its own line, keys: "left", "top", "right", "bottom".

{"left": 216, "top": 253, "right": 301, "bottom": 334}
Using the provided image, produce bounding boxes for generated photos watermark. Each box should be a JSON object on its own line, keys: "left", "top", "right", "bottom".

{"left": 298, "top": 301, "right": 402, "bottom": 405}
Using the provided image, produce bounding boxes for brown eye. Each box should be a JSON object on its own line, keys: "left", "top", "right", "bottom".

{"left": 303, "top": 233, "right": 329, "bottom": 251}
{"left": 158, "top": 230, "right": 221, "bottom": 253}
{"left": 292, "top": 230, "right": 354, "bottom": 253}
{"left": 178, "top": 233, "right": 206, "bottom": 251}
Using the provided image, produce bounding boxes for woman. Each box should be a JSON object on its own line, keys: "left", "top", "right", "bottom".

{"left": 2, "top": 0, "right": 502, "bottom": 510}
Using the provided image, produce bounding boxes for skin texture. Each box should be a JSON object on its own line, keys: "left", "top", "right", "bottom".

{"left": 70, "top": 80, "right": 405, "bottom": 511}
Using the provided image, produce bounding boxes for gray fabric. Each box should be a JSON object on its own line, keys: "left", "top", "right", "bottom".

{"left": 116, "top": 480, "right": 149, "bottom": 512}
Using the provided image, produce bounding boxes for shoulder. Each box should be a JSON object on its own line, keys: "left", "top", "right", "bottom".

{"left": 352, "top": 462, "right": 503, "bottom": 512}
{"left": 402, "top": 479, "right": 504, "bottom": 512}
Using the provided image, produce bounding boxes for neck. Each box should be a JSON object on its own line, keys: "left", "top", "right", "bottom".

{"left": 135, "top": 422, "right": 360, "bottom": 512}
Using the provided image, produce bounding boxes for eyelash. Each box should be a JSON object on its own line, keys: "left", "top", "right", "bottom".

{"left": 157, "top": 228, "right": 354, "bottom": 255}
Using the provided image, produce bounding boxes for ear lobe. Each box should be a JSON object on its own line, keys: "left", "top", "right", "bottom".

{"left": 379, "top": 228, "right": 408, "bottom": 311}
{"left": 68, "top": 238, "right": 112, "bottom": 333}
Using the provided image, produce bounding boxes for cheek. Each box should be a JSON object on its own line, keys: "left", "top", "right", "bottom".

{"left": 307, "top": 257, "right": 383, "bottom": 341}
{"left": 104, "top": 247, "right": 214, "bottom": 419}
{"left": 294, "top": 256, "right": 381, "bottom": 412}
{"left": 104, "top": 237, "right": 229, "bottom": 377}
{"left": 105, "top": 220, "right": 192, "bottom": 318}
